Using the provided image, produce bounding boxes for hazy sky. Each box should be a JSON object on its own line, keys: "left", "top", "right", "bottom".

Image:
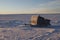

{"left": 0, "top": 0, "right": 60, "bottom": 14}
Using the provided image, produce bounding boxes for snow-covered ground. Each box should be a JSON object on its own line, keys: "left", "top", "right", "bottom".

{"left": 0, "top": 14, "right": 60, "bottom": 40}
{"left": 0, "top": 25, "right": 60, "bottom": 40}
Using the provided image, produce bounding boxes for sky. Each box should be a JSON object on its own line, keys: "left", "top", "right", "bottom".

{"left": 0, "top": 0, "right": 60, "bottom": 14}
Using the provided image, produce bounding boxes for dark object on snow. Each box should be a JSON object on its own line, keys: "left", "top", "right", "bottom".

{"left": 30, "top": 15, "right": 51, "bottom": 27}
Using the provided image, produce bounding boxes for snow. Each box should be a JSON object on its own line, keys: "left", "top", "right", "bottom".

{"left": 0, "top": 14, "right": 60, "bottom": 40}
{"left": 0, "top": 25, "right": 60, "bottom": 40}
